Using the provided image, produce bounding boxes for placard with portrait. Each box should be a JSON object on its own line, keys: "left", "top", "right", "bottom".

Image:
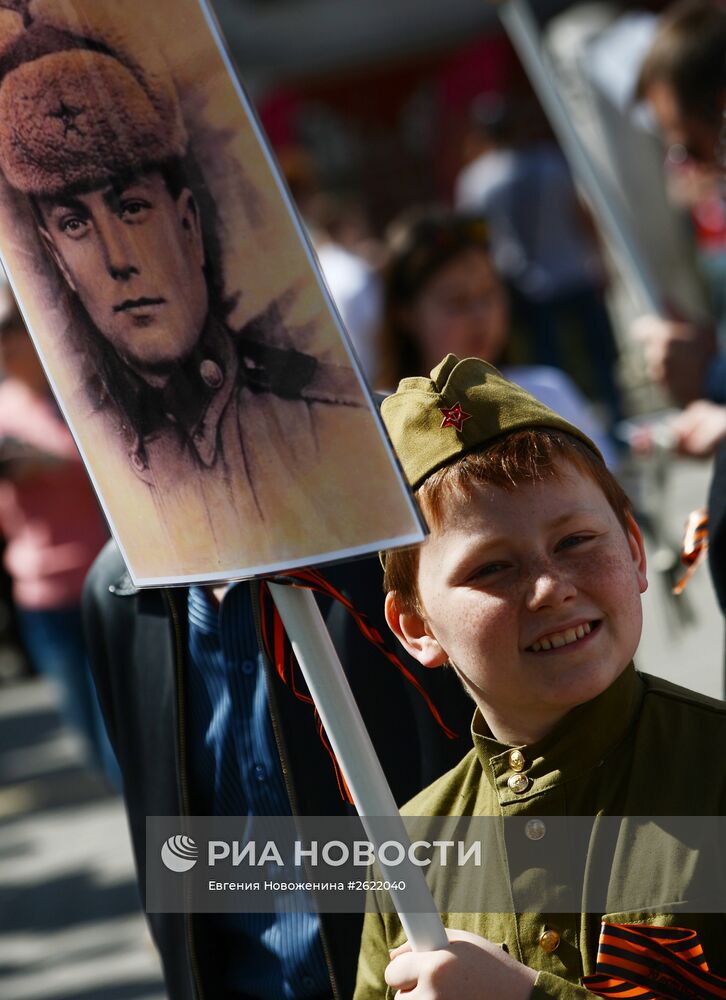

{"left": 0, "top": 0, "right": 424, "bottom": 584}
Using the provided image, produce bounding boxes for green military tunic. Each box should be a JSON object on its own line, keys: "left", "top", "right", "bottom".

{"left": 354, "top": 666, "right": 726, "bottom": 998}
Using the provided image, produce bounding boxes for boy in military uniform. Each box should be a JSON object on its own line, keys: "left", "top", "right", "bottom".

{"left": 355, "top": 354, "right": 726, "bottom": 999}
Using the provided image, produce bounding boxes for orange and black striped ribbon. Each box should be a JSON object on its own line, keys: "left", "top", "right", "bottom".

{"left": 258, "top": 568, "right": 458, "bottom": 803}
{"left": 673, "top": 507, "right": 708, "bottom": 596}
{"left": 582, "top": 922, "right": 726, "bottom": 999}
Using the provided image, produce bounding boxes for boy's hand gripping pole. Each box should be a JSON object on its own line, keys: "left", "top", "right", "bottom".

{"left": 268, "top": 580, "right": 448, "bottom": 952}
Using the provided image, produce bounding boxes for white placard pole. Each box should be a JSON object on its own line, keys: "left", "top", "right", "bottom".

{"left": 268, "top": 581, "right": 448, "bottom": 952}
{"left": 497, "top": 0, "right": 662, "bottom": 315}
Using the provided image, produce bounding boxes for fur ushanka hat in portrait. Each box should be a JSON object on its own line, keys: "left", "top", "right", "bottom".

{"left": 0, "top": 0, "right": 187, "bottom": 196}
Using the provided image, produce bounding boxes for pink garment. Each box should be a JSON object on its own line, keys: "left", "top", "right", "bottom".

{"left": 0, "top": 379, "right": 108, "bottom": 610}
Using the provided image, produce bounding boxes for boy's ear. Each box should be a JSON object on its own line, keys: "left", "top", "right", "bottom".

{"left": 625, "top": 512, "right": 648, "bottom": 595}
{"left": 384, "top": 591, "right": 449, "bottom": 669}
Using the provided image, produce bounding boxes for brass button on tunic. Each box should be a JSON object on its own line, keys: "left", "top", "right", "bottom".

{"left": 354, "top": 667, "right": 726, "bottom": 1000}
{"left": 507, "top": 772, "right": 530, "bottom": 794}
{"left": 539, "top": 928, "right": 561, "bottom": 953}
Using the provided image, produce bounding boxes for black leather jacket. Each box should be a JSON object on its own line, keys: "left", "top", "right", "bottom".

{"left": 83, "top": 541, "right": 473, "bottom": 1000}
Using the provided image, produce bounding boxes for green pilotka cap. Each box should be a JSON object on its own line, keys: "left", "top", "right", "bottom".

{"left": 381, "top": 354, "right": 602, "bottom": 492}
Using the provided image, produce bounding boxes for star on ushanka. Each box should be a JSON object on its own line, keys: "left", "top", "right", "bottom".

{"left": 50, "top": 100, "right": 84, "bottom": 137}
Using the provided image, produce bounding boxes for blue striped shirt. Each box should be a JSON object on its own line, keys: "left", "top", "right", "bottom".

{"left": 186, "top": 583, "right": 330, "bottom": 999}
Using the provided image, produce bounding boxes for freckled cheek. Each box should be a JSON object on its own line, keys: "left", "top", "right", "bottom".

{"left": 580, "top": 549, "right": 643, "bottom": 609}
{"left": 447, "top": 597, "right": 514, "bottom": 654}
{"left": 591, "top": 548, "right": 634, "bottom": 580}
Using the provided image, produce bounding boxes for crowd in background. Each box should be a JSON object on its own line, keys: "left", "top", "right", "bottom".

{"left": 2, "top": 0, "right": 726, "bottom": 781}
{"left": 298, "top": 0, "right": 726, "bottom": 474}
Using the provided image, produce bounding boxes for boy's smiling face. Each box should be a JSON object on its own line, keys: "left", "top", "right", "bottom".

{"left": 387, "top": 457, "right": 648, "bottom": 745}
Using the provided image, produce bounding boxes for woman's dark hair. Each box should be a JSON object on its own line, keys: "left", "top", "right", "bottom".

{"left": 377, "top": 209, "right": 492, "bottom": 389}
{"left": 637, "top": 0, "right": 726, "bottom": 126}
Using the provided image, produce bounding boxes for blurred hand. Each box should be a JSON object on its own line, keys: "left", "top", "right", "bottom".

{"left": 632, "top": 314, "right": 716, "bottom": 406}
{"left": 671, "top": 400, "right": 726, "bottom": 458}
{"left": 385, "top": 929, "right": 537, "bottom": 999}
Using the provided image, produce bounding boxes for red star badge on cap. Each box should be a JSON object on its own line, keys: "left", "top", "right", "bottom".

{"left": 439, "top": 402, "right": 471, "bottom": 432}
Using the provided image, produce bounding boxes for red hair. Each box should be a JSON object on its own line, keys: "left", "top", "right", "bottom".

{"left": 384, "top": 428, "right": 631, "bottom": 614}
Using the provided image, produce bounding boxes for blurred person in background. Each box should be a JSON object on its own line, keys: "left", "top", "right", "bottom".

{"left": 377, "top": 209, "right": 616, "bottom": 465}
{"left": 277, "top": 146, "right": 384, "bottom": 386}
{"left": 634, "top": 0, "right": 726, "bottom": 418}
{"left": 306, "top": 192, "right": 384, "bottom": 386}
{"left": 637, "top": 0, "right": 725, "bottom": 171}
{"left": 0, "top": 297, "right": 115, "bottom": 783}
{"left": 454, "top": 94, "right": 622, "bottom": 428}
{"left": 633, "top": 0, "right": 726, "bottom": 626}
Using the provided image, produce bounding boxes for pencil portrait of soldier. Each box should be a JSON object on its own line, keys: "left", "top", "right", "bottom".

{"left": 0, "top": 2, "right": 419, "bottom": 581}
